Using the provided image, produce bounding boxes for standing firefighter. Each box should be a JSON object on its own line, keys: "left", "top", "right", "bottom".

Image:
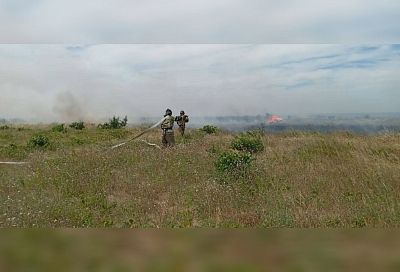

{"left": 161, "top": 109, "right": 175, "bottom": 147}
{"left": 175, "top": 110, "right": 189, "bottom": 136}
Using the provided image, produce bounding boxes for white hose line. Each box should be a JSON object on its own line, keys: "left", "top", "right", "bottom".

{"left": 140, "top": 140, "right": 161, "bottom": 149}
{"left": 111, "top": 117, "right": 166, "bottom": 149}
{"left": 0, "top": 162, "right": 29, "bottom": 165}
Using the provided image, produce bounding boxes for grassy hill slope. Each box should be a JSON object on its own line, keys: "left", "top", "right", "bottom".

{"left": 1, "top": 125, "right": 399, "bottom": 227}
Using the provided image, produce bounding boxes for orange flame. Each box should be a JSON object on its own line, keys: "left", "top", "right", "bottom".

{"left": 267, "top": 115, "right": 283, "bottom": 124}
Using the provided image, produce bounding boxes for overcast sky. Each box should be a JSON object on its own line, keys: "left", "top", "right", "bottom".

{"left": 0, "top": 0, "right": 399, "bottom": 43}
{"left": 0, "top": 1, "right": 399, "bottom": 122}
{"left": 0, "top": 44, "right": 399, "bottom": 122}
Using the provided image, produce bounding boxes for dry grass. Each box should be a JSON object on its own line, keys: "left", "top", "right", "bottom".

{"left": 1, "top": 126, "right": 399, "bottom": 227}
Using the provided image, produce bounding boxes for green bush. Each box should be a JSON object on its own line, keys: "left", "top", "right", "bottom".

{"left": 70, "top": 121, "right": 85, "bottom": 130}
{"left": 52, "top": 124, "right": 67, "bottom": 133}
{"left": 231, "top": 134, "right": 264, "bottom": 153}
{"left": 28, "top": 135, "right": 50, "bottom": 148}
{"left": 215, "top": 151, "right": 253, "bottom": 173}
{"left": 201, "top": 125, "right": 218, "bottom": 134}
{"left": 0, "top": 125, "right": 10, "bottom": 130}
{"left": 98, "top": 116, "right": 128, "bottom": 129}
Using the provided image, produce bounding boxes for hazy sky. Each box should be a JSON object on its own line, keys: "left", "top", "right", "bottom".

{"left": 0, "top": 0, "right": 399, "bottom": 43}
{"left": 0, "top": 44, "right": 399, "bottom": 122}
{"left": 0, "top": 1, "right": 399, "bottom": 122}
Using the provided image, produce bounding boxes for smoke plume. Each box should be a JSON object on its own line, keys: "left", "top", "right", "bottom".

{"left": 52, "top": 92, "right": 86, "bottom": 122}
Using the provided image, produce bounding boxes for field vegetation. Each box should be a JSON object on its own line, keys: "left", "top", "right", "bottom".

{"left": 0, "top": 124, "right": 399, "bottom": 227}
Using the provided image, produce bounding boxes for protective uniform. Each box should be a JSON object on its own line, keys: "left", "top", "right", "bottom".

{"left": 161, "top": 109, "right": 175, "bottom": 147}
{"left": 175, "top": 111, "right": 189, "bottom": 136}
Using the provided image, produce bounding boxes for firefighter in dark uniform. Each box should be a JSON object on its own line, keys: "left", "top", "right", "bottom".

{"left": 175, "top": 110, "right": 189, "bottom": 136}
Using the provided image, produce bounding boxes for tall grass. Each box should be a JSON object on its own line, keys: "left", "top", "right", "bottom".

{"left": 1, "top": 126, "right": 399, "bottom": 227}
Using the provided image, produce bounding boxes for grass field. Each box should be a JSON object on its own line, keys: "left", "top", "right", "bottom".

{"left": 1, "top": 125, "right": 399, "bottom": 227}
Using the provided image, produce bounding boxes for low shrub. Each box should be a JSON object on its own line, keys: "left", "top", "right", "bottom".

{"left": 201, "top": 125, "right": 218, "bottom": 134}
{"left": 231, "top": 134, "right": 264, "bottom": 153}
{"left": 28, "top": 135, "right": 50, "bottom": 148}
{"left": 215, "top": 151, "right": 253, "bottom": 174}
{"left": 98, "top": 116, "right": 128, "bottom": 129}
{"left": 0, "top": 125, "right": 10, "bottom": 130}
{"left": 52, "top": 124, "right": 67, "bottom": 133}
{"left": 70, "top": 121, "right": 85, "bottom": 130}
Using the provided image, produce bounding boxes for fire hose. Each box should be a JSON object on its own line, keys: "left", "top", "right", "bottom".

{"left": 111, "top": 117, "right": 166, "bottom": 149}
{"left": 0, "top": 162, "right": 29, "bottom": 165}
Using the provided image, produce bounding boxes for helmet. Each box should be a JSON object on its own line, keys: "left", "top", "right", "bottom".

{"left": 180, "top": 110, "right": 185, "bottom": 115}
{"left": 165, "top": 108, "right": 172, "bottom": 116}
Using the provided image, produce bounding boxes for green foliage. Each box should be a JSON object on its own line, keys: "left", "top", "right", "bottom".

{"left": 28, "top": 135, "right": 50, "bottom": 148}
{"left": 69, "top": 121, "right": 85, "bottom": 130}
{"left": 201, "top": 125, "right": 218, "bottom": 134}
{"left": 1, "top": 143, "right": 29, "bottom": 160}
{"left": 231, "top": 133, "right": 264, "bottom": 153}
{"left": 98, "top": 116, "right": 128, "bottom": 129}
{"left": 1, "top": 126, "right": 400, "bottom": 228}
{"left": 215, "top": 151, "right": 253, "bottom": 174}
{"left": 52, "top": 124, "right": 67, "bottom": 133}
{"left": 0, "top": 125, "right": 10, "bottom": 130}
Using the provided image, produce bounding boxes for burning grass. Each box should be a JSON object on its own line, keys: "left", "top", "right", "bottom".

{"left": 0, "top": 126, "right": 399, "bottom": 227}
